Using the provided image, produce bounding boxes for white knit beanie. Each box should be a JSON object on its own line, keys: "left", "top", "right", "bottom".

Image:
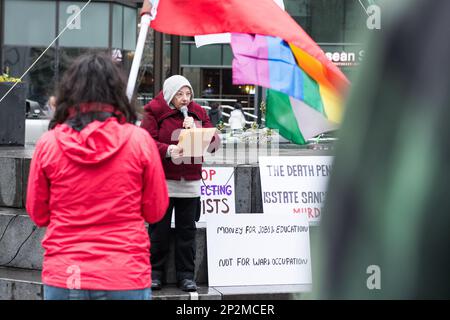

{"left": 163, "top": 75, "right": 194, "bottom": 105}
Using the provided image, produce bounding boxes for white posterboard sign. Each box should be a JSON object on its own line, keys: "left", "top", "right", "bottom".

{"left": 199, "top": 167, "right": 235, "bottom": 222}
{"left": 206, "top": 213, "right": 311, "bottom": 287}
{"left": 259, "top": 156, "right": 334, "bottom": 224}
{"left": 171, "top": 167, "right": 235, "bottom": 225}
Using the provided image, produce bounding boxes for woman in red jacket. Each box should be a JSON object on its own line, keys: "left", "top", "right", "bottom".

{"left": 141, "top": 75, "right": 219, "bottom": 292}
{"left": 26, "top": 52, "right": 168, "bottom": 300}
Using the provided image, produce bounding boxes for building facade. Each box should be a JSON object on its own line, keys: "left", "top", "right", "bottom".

{"left": 1, "top": 0, "right": 372, "bottom": 113}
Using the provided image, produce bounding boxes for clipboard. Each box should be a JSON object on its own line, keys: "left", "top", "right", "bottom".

{"left": 177, "top": 128, "right": 217, "bottom": 157}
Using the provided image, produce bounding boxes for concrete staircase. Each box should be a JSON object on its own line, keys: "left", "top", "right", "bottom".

{"left": 0, "top": 209, "right": 310, "bottom": 300}
{"left": 0, "top": 145, "right": 321, "bottom": 300}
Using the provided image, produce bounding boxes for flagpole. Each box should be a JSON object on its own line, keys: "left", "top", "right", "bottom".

{"left": 126, "top": 0, "right": 158, "bottom": 101}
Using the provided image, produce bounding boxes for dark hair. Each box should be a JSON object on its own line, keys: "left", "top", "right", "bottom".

{"left": 233, "top": 102, "right": 243, "bottom": 110}
{"left": 49, "top": 52, "right": 136, "bottom": 130}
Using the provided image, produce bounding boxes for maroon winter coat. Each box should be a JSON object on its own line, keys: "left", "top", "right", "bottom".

{"left": 141, "top": 92, "right": 220, "bottom": 180}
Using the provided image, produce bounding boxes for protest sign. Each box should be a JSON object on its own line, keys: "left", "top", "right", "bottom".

{"left": 259, "top": 156, "right": 333, "bottom": 224}
{"left": 199, "top": 167, "right": 235, "bottom": 222}
{"left": 206, "top": 213, "right": 311, "bottom": 286}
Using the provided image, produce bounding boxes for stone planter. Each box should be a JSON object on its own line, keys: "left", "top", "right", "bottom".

{"left": 0, "top": 82, "right": 26, "bottom": 146}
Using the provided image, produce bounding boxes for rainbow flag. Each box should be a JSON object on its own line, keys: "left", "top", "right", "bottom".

{"left": 231, "top": 34, "right": 348, "bottom": 144}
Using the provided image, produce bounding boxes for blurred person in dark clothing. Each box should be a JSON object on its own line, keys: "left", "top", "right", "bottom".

{"left": 208, "top": 102, "right": 222, "bottom": 127}
{"left": 313, "top": 0, "right": 450, "bottom": 299}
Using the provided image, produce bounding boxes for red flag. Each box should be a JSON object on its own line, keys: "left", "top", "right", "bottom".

{"left": 152, "top": 0, "right": 304, "bottom": 44}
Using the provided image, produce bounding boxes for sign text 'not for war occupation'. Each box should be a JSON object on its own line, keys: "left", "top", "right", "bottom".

{"left": 206, "top": 214, "right": 312, "bottom": 287}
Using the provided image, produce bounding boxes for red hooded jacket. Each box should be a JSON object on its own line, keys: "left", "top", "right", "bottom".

{"left": 26, "top": 116, "right": 168, "bottom": 290}
{"left": 140, "top": 92, "right": 220, "bottom": 181}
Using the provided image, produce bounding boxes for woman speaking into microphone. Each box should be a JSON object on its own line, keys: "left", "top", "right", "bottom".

{"left": 141, "top": 75, "right": 219, "bottom": 292}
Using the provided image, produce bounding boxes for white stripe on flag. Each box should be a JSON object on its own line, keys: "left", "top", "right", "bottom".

{"left": 195, "top": 33, "right": 231, "bottom": 48}
{"left": 289, "top": 96, "right": 338, "bottom": 140}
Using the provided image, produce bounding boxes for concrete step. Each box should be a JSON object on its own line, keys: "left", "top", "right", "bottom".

{"left": 0, "top": 266, "right": 310, "bottom": 300}
{"left": 0, "top": 152, "right": 30, "bottom": 208}
{"left": 210, "top": 285, "right": 310, "bottom": 300}
{"left": 152, "top": 285, "right": 222, "bottom": 300}
{"left": 0, "top": 208, "right": 44, "bottom": 270}
{"left": 0, "top": 267, "right": 43, "bottom": 300}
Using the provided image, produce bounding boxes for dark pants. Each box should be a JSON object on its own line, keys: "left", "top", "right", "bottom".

{"left": 149, "top": 197, "right": 200, "bottom": 282}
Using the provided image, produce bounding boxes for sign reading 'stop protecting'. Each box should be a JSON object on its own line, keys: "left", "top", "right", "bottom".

{"left": 199, "top": 167, "right": 235, "bottom": 222}
{"left": 172, "top": 167, "right": 235, "bottom": 225}
{"left": 259, "top": 156, "right": 334, "bottom": 224}
{"left": 206, "top": 213, "right": 311, "bottom": 287}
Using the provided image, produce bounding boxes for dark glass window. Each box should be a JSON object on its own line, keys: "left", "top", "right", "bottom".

{"left": 3, "top": 46, "right": 56, "bottom": 108}
{"left": 202, "top": 69, "right": 220, "bottom": 97}
{"left": 285, "top": 0, "right": 366, "bottom": 43}
{"left": 163, "top": 35, "right": 172, "bottom": 79}
{"left": 137, "top": 29, "right": 155, "bottom": 107}
{"left": 2, "top": 1, "right": 138, "bottom": 111}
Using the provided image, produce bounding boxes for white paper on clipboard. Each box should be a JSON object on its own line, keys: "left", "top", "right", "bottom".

{"left": 177, "top": 128, "right": 217, "bottom": 157}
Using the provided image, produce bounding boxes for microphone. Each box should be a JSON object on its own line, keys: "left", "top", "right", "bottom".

{"left": 180, "top": 106, "right": 188, "bottom": 118}
{"left": 180, "top": 106, "right": 196, "bottom": 128}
